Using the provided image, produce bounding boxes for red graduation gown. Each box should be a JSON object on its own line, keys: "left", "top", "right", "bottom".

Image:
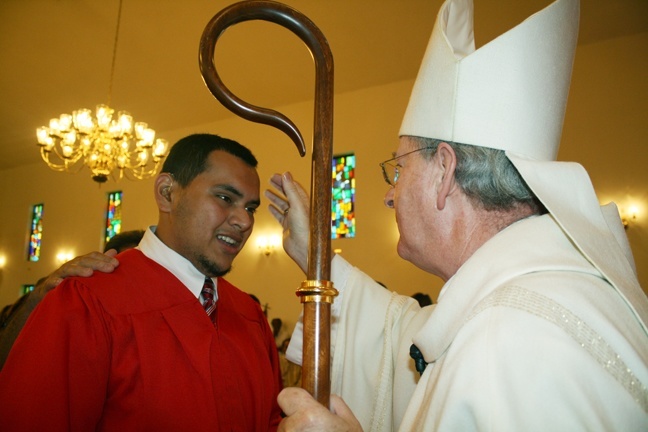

{"left": 0, "top": 249, "right": 283, "bottom": 431}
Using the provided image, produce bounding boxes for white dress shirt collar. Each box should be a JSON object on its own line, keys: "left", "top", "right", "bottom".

{"left": 137, "top": 226, "right": 217, "bottom": 301}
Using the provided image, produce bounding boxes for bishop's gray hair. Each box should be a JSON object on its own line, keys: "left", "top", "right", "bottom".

{"left": 409, "top": 136, "right": 544, "bottom": 213}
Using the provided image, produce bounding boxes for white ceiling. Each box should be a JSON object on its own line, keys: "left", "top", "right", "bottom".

{"left": 1, "top": 0, "right": 646, "bottom": 171}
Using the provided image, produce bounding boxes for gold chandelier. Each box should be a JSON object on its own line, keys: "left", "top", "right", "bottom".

{"left": 35, "top": 0, "right": 168, "bottom": 183}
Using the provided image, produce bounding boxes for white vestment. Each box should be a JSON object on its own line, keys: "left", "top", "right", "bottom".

{"left": 288, "top": 214, "right": 648, "bottom": 431}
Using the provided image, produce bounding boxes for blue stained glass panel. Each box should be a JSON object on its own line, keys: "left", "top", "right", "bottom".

{"left": 27, "top": 203, "right": 44, "bottom": 262}
{"left": 105, "top": 191, "right": 123, "bottom": 244}
{"left": 331, "top": 153, "right": 356, "bottom": 239}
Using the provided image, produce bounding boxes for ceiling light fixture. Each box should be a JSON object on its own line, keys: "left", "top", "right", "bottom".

{"left": 35, "top": 0, "right": 168, "bottom": 183}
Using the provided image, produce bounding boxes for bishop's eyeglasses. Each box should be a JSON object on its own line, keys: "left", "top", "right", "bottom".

{"left": 379, "top": 147, "right": 435, "bottom": 186}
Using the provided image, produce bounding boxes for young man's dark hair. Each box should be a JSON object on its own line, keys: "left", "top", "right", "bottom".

{"left": 161, "top": 134, "right": 258, "bottom": 187}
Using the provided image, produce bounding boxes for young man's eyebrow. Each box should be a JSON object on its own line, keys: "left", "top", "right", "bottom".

{"left": 215, "top": 184, "right": 243, "bottom": 198}
{"left": 216, "top": 184, "right": 260, "bottom": 206}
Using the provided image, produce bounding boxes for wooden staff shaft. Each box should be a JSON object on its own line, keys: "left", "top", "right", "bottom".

{"left": 198, "top": 0, "right": 337, "bottom": 406}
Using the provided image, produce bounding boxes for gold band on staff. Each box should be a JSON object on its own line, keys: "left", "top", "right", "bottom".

{"left": 296, "top": 280, "right": 338, "bottom": 303}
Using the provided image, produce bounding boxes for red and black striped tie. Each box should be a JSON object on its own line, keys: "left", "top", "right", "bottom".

{"left": 201, "top": 277, "right": 216, "bottom": 316}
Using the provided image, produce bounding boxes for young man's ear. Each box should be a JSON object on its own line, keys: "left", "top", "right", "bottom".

{"left": 154, "top": 173, "right": 174, "bottom": 211}
{"left": 435, "top": 142, "right": 458, "bottom": 211}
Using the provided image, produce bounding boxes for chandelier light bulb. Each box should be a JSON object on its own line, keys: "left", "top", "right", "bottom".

{"left": 49, "top": 118, "right": 61, "bottom": 133}
{"left": 36, "top": 127, "right": 49, "bottom": 145}
{"left": 59, "top": 114, "right": 73, "bottom": 131}
{"left": 117, "top": 112, "right": 133, "bottom": 134}
{"left": 134, "top": 122, "right": 147, "bottom": 139}
{"left": 74, "top": 109, "right": 94, "bottom": 134}
{"left": 62, "top": 145, "right": 73, "bottom": 158}
{"left": 44, "top": 137, "right": 55, "bottom": 151}
{"left": 153, "top": 139, "right": 169, "bottom": 157}
{"left": 96, "top": 105, "right": 113, "bottom": 129}
{"left": 142, "top": 129, "right": 155, "bottom": 147}
{"left": 62, "top": 131, "right": 76, "bottom": 146}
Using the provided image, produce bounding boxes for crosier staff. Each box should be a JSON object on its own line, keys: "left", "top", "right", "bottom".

{"left": 198, "top": 0, "right": 338, "bottom": 407}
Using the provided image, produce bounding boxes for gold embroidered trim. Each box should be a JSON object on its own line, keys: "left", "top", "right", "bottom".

{"left": 468, "top": 285, "right": 648, "bottom": 413}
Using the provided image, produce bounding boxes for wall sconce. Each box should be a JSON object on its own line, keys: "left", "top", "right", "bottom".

{"left": 56, "top": 251, "right": 74, "bottom": 264}
{"left": 621, "top": 205, "right": 640, "bottom": 230}
{"left": 256, "top": 234, "right": 282, "bottom": 256}
{"left": 0, "top": 255, "right": 6, "bottom": 268}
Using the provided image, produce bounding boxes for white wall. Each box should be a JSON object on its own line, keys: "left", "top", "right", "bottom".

{"left": 1, "top": 32, "right": 646, "bottom": 331}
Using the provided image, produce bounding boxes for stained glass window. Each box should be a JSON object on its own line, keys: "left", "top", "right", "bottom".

{"left": 105, "top": 191, "right": 123, "bottom": 244}
{"left": 22, "top": 285, "right": 35, "bottom": 296}
{"left": 27, "top": 203, "right": 44, "bottom": 262}
{"left": 332, "top": 153, "right": 355, "bottom": 239}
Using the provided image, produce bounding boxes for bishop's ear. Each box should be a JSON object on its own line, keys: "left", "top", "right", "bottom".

{"left": 435, "top": 142, "right": 458, "bottom": 211}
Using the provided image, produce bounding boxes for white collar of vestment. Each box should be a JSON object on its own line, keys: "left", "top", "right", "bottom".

{"left": 414, "top": 214, "right": 599, "bottom": 362}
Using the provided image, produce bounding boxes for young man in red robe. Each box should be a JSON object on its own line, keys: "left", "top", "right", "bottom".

{"left": 0, "top": 134, "right": 283, "bottom": 431}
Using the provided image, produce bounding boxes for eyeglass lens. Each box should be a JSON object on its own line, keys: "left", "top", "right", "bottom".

{"left": 380, "top": 162, "right": 399, "bottom": 186}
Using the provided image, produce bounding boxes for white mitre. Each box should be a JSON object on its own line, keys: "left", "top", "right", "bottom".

{"left": 401, "top": 0, "right": 647, "bottom": 332}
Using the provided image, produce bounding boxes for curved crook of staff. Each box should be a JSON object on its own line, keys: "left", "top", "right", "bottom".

{"left": 199, "top": 1, "right": 338, "bottom": 407}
